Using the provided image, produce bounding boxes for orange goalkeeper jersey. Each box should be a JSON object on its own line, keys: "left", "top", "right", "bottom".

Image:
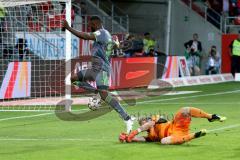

{"left": 145, "top": 122, "right": 173, "bottom": 142}
{"left": 145, "top": 111, "right": 191, "bottom": 142}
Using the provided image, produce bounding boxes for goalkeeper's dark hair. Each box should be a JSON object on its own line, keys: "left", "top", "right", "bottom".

{"left": 138, "top": 117, "right": 151, "bottom": 125}
{"left": 90, "top": 16, "right": 102, "bottom": 23}
{"left": 138, "top": 116, "right": 168, "bottom": 125}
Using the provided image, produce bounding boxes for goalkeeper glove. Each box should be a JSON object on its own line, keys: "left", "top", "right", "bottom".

{"left": 126, "top": 130, "right": 139, "bottom": 143}
{"left": 119, "top": 132, "right": 128, "bottom": 142}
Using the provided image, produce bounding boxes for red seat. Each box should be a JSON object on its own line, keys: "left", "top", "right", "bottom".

{"left": 28, "top": 16, "right": 41, "bottom": 32}
{"left": 41, "top": 2, "right": 52, "bottom": 13}
{"left": 47, "top": 14, "right": 65, "bottom": 30}
{"left": 234, "top": 16, "right": 240, "bottom": 25}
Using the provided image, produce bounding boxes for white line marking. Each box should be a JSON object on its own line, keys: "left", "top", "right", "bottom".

{"left": 1, "top": 90, "right": 240, "bottom": 121}
{"left": 0, "top": 110, "right": 56, "bottom": 112}
{"left": 0, "top": 109, "right": 90, "bottom": 122}
{"left": 144, "top": 102, "right": 240, "bottom": 105}
{"left": 0, "top": 124, "right": 239, "bottom": 142}
{"left": 208, "top": 124, "right": 240, "bottom": 133}
{"left": 1, "top": 89, "right": 240, "bottom": 112}
{"left": 0, "top": 138, "right": 113, "bottom": 142}
{"left": 0, "top": 109, "right": 89, "bottom": 112}
{"left": 137, "top": 89, "right": 240, "bottom": 104}
{"left": 0, "top": 113, "right": 54, "bottom": 122}
{"left": 163, "top": 91, "right": 201, "bottom": 95}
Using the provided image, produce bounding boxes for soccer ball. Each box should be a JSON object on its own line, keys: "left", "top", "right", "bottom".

{"left": 88, "top": 96, "right": 101, "bottom": 111}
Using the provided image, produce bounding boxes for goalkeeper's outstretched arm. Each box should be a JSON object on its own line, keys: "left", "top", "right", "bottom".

{"left": 138, "top": 121, "right": 155, "bottom": 132}
{"left": 119, "top": 121, "right": 155, "bottom": 143}
{"left": 61, "top": 20, "right": 96, "bottom": 41}
{"left": 131, "top": 136, "right": 146, "bottom": 142}
{"left": 124, "top": 121, "right": 155, "bottom": 143}
{"left": 119, "top": 133, "right": 147, "bottom": 142}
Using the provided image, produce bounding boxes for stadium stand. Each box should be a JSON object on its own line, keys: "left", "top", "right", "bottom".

{"left": 181, "top": 0, "right": 222, "bottom": 29}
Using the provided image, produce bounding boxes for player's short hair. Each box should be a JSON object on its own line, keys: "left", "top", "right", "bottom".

{"left": 144, "top": 32, "right": 150, "bottom": 36}
{"left": 138, "top": 117, "right": 151, "bottom": 125}
{"left": 80, "top": 2, "right": 86, "bottom": 5}
{"left": 90, "top": 16, "right": 102, "bottom": 23}
{"left": 193, "top": 33, "right": 198, "bottom": 37}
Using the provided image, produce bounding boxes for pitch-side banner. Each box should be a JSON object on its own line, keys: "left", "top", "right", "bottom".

{"left": 71, "top": 56, "right": 185, "bottom": 91}
{"left": 0, "top": 56, "right": 188, "bottom": 99}
{"left": 0, "top": 62, "right": 31, "bottom": 99}
{"left": 148, "top": 74, "right": 234, "bottom": 88}
{"left": 110, "top": 57, "right": 157, "bottom": 89}
{"left": 15, "top": 32, "right": 79, "bottom": 60}
{"left": 162, "top": 56, "right": 179, "bottom": 79}
{"left": 70, "top": 57, "right": 157, "bottom": 92}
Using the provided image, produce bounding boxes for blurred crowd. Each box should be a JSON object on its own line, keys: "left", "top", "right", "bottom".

{"left": 0, "top": 0, "right": 88, "bottom": 60}
{"left": 112, "top": 32, "right": 165, "bottom": 58}
{"left": 223, "top": 0, "right": 240, "bottom": 17}
{"left": 200, "top": 0, "right": 240, "bottom": 26}
{"left": 0, "top": 1, "right": 222, "bottom": 76}
{"left": 203, "top": 0, "right": 240, "bottom": 16}
{"left": 184, "top": 33, "right": 221, "bottom": 76}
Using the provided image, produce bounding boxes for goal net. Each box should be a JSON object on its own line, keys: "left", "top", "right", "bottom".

{"left": 0, "top": 0, "right": 76, "bottom": 111}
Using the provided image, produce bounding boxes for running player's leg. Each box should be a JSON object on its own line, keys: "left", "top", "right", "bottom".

{"left": 95, "top": 71, "right": 133, "bottom": 133}
{"left": 99, "top": 90, "right": 131, "bottom": 121}
{"left": 71, "top": 69, "right": 98, "bottom": 92}
{"left": 95, "top": 71, "right": 131, "bottom": 120}
{"left": 72, "top": 68, "right": 133, "bottom": 132}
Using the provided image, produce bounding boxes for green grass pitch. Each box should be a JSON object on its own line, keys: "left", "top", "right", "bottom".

{"left": 0, "top": 82, "right": 240, "bottom": 160}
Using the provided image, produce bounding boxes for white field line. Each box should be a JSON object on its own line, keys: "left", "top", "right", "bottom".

{"left": 1, "top": 89, "right": 240, "bottom": 112}
{"left": 0, "top": 108, "right": 89, "bottom": 113}
{"left": 0, "top": 124, "right": 239, "bottom": 142}
{"left": 0, "top": 110, "right": 58, "bottom": 112}
{"left": 144, "top": 102, "right": 240, "bottom": 105}
{"left": 208, "top": 124, "right": 240, "bottom": 133}
{"left": 0, "top": 113, "right": 54, "bottom": 122}
{"left": 0, "top": 138, "right": 113, "bottom": 142}
{"left": 0, "top": 109, "right": 89, "bottom": 112}
{"left": 137, "top": 89, "right": 240, "bottom": 104}
{"left": 0, "top": 109, "right": 89, "bottom": 122}
{"left": 1, "top": 89, "right": 240, "bottom": 121}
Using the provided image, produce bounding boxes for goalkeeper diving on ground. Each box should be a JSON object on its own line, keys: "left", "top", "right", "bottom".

{"left": 61, "top": 16, "right": 134, "bottom": 133}
{"left": 119, "top": 107, "right": 226, "bottom": 144}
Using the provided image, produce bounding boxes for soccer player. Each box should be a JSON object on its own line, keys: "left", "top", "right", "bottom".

{"left": 61, "top": 16, "right": 134, "bottom": 133}
{"left": 119, "top": 107, "right": 226, "bottom": 144}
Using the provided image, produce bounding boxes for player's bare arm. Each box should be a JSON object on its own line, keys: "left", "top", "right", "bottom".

{"left": 119, "top": 120, "right": 155, "bottom": 143}
{"left": 119, "top": 132, "right": 146, "bottom": 143}
{"left": 61, "top": 20, "right": 96, "bottom": 41}
{"left": 138, "top": 120, "right": 155, "bottom": 132}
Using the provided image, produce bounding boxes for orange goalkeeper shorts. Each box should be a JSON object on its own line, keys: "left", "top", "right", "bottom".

{"left": 171, "top": 107, "right": 191, "bottom": 136}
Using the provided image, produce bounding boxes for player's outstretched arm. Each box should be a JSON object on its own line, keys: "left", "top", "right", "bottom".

{"left": 119, "top": 133, "right": 146, "bottom": 143}
{"left": 131, "top": 136, "right": 146, "bottom": 142}
{"left": 139, "top": 121, "right": 155, "bottom": 132}
{"left": 61, "top": 20, "right": 96, "bottom": 41}
{"left": 126, "top": 121, "right": 155, "bottom": 143}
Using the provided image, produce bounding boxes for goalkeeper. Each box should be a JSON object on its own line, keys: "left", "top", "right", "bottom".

{"left": 119, "top": 107, "right": 226, "bottom": 144}
{"left": 62, "top": 16, "right": 134, "bottom": 133}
